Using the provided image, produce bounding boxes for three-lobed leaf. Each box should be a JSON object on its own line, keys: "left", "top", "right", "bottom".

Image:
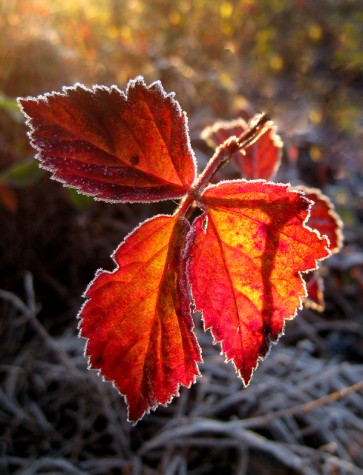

{"left": 18, "top": 77, "right": 196, "bottom": 202}
{"left": 18, "top": 76, "right": 342, "bottom": 421}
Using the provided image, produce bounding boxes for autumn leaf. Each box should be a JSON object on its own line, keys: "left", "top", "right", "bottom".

{"left": 304, "top": 272, "right": 325, "bottom": 311}
{"left": 299, "top": 186, "right": 343, "bottom": 254}
{"left": 79, "top": 214, "right": 201, "bottom": 422}
{"left": 188, "top": 180, "right": 330, "bottom": 385}
{"left": 18, "top": 77, "right": 196, "bottom": 202}
{"left": 16, "top": 71, "right": 344, "bottom": 423}
{"left": 201, "top": 117, "right": 282, "bottom": 180}
{"left": 297, "top": 187, "right": 343, "bottom": 311}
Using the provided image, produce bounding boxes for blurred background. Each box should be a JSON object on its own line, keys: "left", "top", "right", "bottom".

{"left": 1, "top": 1, "right": 363, "bottom": 474}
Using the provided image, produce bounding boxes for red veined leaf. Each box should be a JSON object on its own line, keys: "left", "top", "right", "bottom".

{"left": 304, "top": 272, "right": 325, "bottom": 312}
{"left": 201, "top": 117, "right": 282, "bottom": 180}
{"left": 188, "top": 180, "right": 330, "bottom": 385}
{"left": 18, "top": 76, "right": 196, "bottom": 202}
{"left": 297, "top": 186, "right": 343, "bottom": 254}
{"left": 79, "top": 214, "right": 201, "bottom": 422}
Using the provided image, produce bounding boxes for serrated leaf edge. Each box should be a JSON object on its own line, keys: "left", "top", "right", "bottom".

{"left": 295, "top": 185, "right": 344, "bottom": 254}
{"left": 77, "top": 212, "right": 202, "bottom": 423}
{"left": 17, "top": 76, "right": 197, "bottom": 204}
{"left": 189, "top": 178, "right": 331, "bottom": 385}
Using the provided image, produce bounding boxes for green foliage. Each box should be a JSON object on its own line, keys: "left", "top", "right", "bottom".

{"left": 0, "top": 160, "right": 43, "bottom": 187}
{"left": 0, "top": 93, "right": 19, "bottom": 113}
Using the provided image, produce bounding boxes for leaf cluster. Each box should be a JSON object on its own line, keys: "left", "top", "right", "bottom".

{"left": 18, "top": 77, "right": 342, "bottom": 422}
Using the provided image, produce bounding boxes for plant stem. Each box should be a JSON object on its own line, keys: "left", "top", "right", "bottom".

{"left": 176, "top": 112, "right": 272, "bottom": 219}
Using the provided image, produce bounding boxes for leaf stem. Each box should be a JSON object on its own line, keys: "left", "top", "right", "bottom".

{"left": 176, "top": 113, "right": 272, "bottom": 219}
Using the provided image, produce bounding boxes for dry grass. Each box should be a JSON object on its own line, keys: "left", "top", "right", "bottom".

{"left": 1, "top": 269, "right": 363, "bottom": 475}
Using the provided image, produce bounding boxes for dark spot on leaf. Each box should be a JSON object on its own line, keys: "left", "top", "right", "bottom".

{"left": 130, "top": 155, "right": 139, "bottom": 165}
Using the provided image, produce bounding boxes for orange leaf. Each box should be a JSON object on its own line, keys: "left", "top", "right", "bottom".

{"left": 201, "top": 117, "right": 282, "bottom": 180}
{"left": 79, "top": 214, "right": 201, "bottom": 422}
{"left": 189, "top": 180, "right": 329, "bottom": 384}
{"left": 18, "top": 77, "right": 196, "bottom": 202}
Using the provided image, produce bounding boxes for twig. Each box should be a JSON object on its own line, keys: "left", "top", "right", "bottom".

{"left": 0, "top": 279, "right": 80, "bottom": 376}
{"left": 13, "top": 457, "right": 88, "bottom": 475}
{"left": 240, "top": 378, "right": 363, "bottom": 430}
{"left": 0, "top": 289, "right": 31, "bottom": 316}
{"left": 139, "top": 419, "right": 317, "bottom": 475}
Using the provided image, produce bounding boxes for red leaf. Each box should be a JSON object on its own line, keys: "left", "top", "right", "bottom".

{"left": 18, "top": 77, "right": 196, "bottom": 202}
{"left": 298, "top": 186, "right": 343, "bottom": 254}
{"left": 201, "top": 117, "right": 282, "bottom": 180}
{"left": 188, "top": 180, "right": 329, "bottom": 385}
{"left": 304, "top": 272, "right": 325, "bottom": 312}
{"left": 296, "top": 187, "right": 343, "bottom": 311}
{"left": 79, "top": 214, "right": 201, "bottom": 422}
